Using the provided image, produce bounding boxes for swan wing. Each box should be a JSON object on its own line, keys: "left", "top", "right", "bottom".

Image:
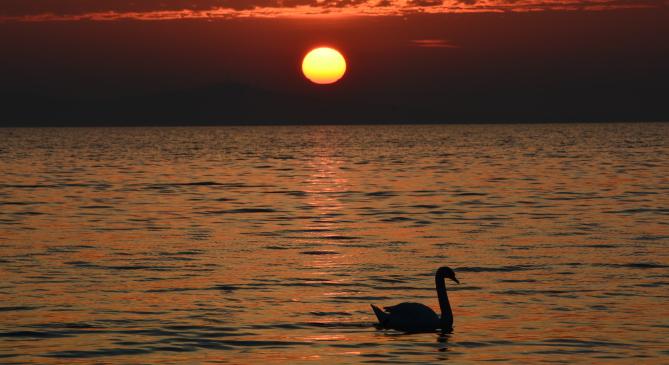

{"left": 380, "top": 302, "right": 440, "bottom": 332}
{"left": 384, "top": 302, "right": 438, "bottom": 317}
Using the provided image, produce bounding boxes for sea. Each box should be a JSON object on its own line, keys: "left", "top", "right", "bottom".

{"left": 0, "top": 123, "right": 667, "bottom": 364}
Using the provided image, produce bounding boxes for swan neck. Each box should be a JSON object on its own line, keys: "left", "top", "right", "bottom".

{"left": 436, "top": 273, "right": 453, "bottom": 329}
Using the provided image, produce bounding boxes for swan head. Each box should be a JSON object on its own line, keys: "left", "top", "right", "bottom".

{"left": 437, "top": 266, "right": 459, "bottom": 284}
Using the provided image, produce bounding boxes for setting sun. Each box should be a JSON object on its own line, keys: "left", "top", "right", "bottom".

{"left": 302, "top": 47, "right": 347, "bottom": 85}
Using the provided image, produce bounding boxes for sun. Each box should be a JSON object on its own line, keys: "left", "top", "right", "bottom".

{"left": 302, "top": 47, "right": 347, "bottom": 85}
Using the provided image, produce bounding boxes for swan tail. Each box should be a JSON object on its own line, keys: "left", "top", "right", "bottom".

{"left": 371, "top": 304, "right": 389, "bottom": 327}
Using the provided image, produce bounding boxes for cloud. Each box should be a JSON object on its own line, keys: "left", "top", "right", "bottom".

{"left": 0, "top": 0, "right": 664, "bottom": 21}
{"left": 0, "top": 1, "right": 288, "bottom": 16}
{"left": 411, "top": 39, "right": 458, "bottom": 48}
{"left": 407, "top": 0, "right": 443, "bottom": 6}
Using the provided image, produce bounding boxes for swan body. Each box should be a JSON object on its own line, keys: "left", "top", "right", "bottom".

{"left": 371, "top": 266, "right": 459, "bottom": 333}
{"left": 371, "top": 303, "right": 440, "bottom": 332}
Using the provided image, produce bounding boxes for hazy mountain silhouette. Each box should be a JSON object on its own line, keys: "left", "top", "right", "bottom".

{"left": 1, "top": 78, "right": 667, "bottom": 126}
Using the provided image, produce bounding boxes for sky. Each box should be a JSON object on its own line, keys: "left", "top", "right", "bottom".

{"left": 1, "top": 1, "right": 668, "bottom": 125}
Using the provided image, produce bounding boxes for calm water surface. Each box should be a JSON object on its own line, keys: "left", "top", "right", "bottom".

{"left": 0, "top": 124, "right": 668, "bottom": 364}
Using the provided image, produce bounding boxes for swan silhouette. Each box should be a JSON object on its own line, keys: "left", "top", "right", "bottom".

{"left": 371, "top": 266, "right": 459, "bottom": 333}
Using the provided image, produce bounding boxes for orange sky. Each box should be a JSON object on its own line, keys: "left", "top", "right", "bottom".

{"left": 0, "top": 3, "right": 668, "bottom": 124}
{"left": 1, "top": 0, "right": 665, "bottom": 21}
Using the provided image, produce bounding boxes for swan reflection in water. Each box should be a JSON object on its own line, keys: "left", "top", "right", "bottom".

{"left": 371, "top": 266, "right": 459, "bottom": 333}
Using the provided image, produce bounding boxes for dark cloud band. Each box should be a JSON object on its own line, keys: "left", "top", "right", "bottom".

{"left": 0, "top": 0, "right": 664, "bottom": 20}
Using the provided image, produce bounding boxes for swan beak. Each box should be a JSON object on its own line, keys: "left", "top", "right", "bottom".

{"left": 453, "top": 277, "right": 460, "bottom": 284}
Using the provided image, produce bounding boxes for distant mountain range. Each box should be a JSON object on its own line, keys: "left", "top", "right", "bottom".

{"left": 1, "top": 81, "right": 667, "bottom": 126}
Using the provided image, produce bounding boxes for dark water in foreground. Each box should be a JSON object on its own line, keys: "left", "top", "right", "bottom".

{"left": 0, "top": 124, "right": 668, "bottom": 364}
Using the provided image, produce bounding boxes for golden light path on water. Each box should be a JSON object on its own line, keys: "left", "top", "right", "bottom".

{"left": 0, "top": 124, "right": 668, "bottom": 364}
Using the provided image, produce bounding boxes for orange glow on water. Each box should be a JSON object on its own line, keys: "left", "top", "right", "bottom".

{"left": 1, "top": 125, "right": 668, "bottom": 363}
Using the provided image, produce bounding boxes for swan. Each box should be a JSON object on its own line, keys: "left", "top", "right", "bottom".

{"left": 371, "top": 266, "right": 459, "bottom": 333}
